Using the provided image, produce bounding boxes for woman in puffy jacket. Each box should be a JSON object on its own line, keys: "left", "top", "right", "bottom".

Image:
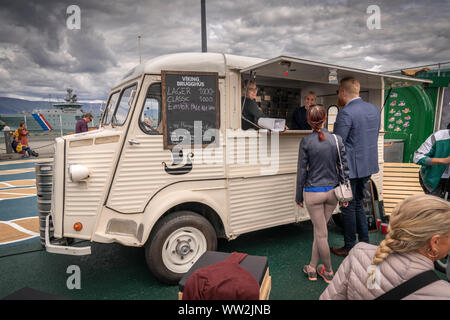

{"left": 320, "top": 194, "right": 450, "bottom": 300}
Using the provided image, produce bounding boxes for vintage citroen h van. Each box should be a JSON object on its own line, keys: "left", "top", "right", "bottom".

{"left": 44, "top": 52, "right": 431, "bottom": 284}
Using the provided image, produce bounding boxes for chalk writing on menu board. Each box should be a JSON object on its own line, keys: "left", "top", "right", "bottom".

{"left": 162, "top": 71, "right": 219, "bottom": 149}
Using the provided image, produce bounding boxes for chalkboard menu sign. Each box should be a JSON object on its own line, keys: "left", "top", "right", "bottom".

{"left": 162, "top": 71, "right": 219, "bottom": 149}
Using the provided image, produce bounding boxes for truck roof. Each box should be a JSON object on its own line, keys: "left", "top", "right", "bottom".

{"left": 117, "top": 52, "right": 432, "bottom": 90}
{"left": 119, "top": 52, "right": 264, "bottom": 85}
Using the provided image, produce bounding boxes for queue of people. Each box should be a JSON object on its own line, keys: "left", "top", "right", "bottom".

{"left": 289, "top": 76, "right": 450, "bottom": 299}
{"left": 295, "top": 77, "right": 380, "bottom": 283}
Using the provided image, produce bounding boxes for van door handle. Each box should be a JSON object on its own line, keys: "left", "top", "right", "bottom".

{"left": 128, "top": 139, "right": 140, "bottom": 145}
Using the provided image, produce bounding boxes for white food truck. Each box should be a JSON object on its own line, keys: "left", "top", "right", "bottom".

{"left": 42, "top": 52, "right": 431, "bottom": 284}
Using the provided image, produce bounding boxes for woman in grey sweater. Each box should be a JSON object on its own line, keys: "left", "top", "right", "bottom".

{"left": 296, "top": 104, "right": 350, "bottom": 283}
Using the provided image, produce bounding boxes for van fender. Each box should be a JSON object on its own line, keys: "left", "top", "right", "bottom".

{"left": 139, "top": 180, "right": 229, "bottom": 245}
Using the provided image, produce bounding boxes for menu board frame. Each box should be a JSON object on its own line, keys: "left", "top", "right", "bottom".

{"left": 161, "top": 70, "right": 219, "bottom": 150}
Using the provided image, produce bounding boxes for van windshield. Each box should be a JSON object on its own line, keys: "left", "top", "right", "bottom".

{"left": 112, "top": 84, "right": 137, "bottom": 126}
{"left": 103, "top": 91, "right": 120, "bottom": 126}
{"left": 103, "top": 83, "right": 137, "bottom": 126}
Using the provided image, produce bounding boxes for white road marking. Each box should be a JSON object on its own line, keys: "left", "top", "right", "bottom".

{"left": 0, "top": 221, "right": 39, "bottom": 237}
{"left": 1, "top": 182, "right": 15, "bottom": 188}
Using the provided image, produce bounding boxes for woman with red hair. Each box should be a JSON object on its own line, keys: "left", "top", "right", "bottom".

{"left": 17, "top": 122, "right": 29, "bottom": 146}
{"left": 296, "top": 104, "right": 350, "bottom": 283}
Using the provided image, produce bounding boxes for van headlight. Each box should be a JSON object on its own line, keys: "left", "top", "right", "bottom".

{"left": 69, "top": 164, "right": 90, "bottom": 182}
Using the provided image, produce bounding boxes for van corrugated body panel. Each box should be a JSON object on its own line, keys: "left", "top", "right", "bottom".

{"left": 226, "top": 134, "right": 300, "bottom": 178}
{"left": 228, "top": 174, "right": 296, "bottom": 235}
{"left": 107, "top": 134, "right": 225, "bottom": 213}
{"left": 64, "top": 147, "right": 117, "bottom": 217}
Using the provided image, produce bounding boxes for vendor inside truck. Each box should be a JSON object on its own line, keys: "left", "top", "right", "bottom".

{"left": 241, "top": 79, "right": 265, "bottom": 130}
{"left": 242, "top": 78, "right": 290, "bottom": 131}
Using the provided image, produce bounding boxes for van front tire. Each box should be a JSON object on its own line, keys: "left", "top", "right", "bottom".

{"left": 145, "top": 211, "right": 217, "bottom": 285}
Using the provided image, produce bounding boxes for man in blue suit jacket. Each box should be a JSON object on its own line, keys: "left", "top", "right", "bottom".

{"left": 331, "top": 77, "right": 381, "bottom": 257}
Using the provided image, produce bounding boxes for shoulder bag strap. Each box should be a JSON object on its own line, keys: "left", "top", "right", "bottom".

{"left": 332, "top": 134, "right": 346, "bottom": 183}
{"left": 375, "top": 270, "right": 440, "bottom": 300}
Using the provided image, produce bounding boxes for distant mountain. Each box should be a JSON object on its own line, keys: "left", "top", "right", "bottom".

{"left": 0, "top": 97, "right": 103, "bottom": 115}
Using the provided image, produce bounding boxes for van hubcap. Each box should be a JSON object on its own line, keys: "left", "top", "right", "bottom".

{"left": 162, "top": 227, "right": 207, "bottom": 274}
{"left": 176, "top": 240, "right": 192, "bottom": 257}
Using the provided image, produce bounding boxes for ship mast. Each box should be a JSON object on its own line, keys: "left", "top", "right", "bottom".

{"left": 138, "top": 35, "right": 142, "bottom": 64}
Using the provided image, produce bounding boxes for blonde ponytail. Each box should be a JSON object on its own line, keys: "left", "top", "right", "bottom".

{"left": 366, "top": 194, "right": 450, "bottom": 290}
{"left": 371, "top": 233, "right": 395, "bottom": 266}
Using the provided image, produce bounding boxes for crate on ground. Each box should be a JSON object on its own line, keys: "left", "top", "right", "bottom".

{"left": 383, "top": 162, "right": 424, "bottom": 216}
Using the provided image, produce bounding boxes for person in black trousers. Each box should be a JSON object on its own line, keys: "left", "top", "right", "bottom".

{"left": 331, "top": 77, "right": 381, "bottom": 257}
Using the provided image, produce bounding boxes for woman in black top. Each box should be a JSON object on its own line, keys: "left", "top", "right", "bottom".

{"left": 296, "top": 104, "right": 350, "bottom": 283}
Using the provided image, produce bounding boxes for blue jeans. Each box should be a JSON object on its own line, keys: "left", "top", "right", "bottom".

{"left": 340, "top": 176, "right": 370, "bottom": 251}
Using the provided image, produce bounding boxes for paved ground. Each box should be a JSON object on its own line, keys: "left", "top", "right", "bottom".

{"left": 0, "top": 157, "right": 446, "bottom": 300}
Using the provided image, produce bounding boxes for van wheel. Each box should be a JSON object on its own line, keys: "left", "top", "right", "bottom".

{"left": 145, "top": 211, "right": 217, "bottom": 285}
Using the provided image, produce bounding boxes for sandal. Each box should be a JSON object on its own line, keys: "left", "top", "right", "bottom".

{"left": 302, "top": 264, "right": 317, "bottom": 281}
{"left": 317, "top": 264, "right": 334, "bottom": 284}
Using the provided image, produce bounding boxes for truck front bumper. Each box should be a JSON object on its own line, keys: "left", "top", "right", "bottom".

{"left": 45, "top": 215, "right": 91, "bottom": 256}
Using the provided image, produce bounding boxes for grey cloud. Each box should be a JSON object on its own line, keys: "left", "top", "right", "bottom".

{"left": 0, "top": 0, "right": 449, "bottom": 101}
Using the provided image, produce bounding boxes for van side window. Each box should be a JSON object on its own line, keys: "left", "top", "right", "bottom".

{"left": 112, "top": 84, "right": 137, "bottom": 126}
{"left": 139, "top": 83, "right": 162, "bottom": 134}
{"left": 103, "top": 91, "right": 120, "bottom": 125}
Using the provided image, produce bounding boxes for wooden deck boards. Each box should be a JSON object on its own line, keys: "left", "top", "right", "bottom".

{"left": 382, "top": 162, "right": 423, "bottom": 215}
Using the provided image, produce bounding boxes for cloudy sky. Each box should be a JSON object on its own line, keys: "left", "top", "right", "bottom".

{"left": 0, "top": 0, "right": 449, "bottom": 102}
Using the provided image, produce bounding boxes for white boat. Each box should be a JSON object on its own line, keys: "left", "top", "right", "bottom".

{"left": 0, "top": 89, "right": 102, "bottom": 134}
